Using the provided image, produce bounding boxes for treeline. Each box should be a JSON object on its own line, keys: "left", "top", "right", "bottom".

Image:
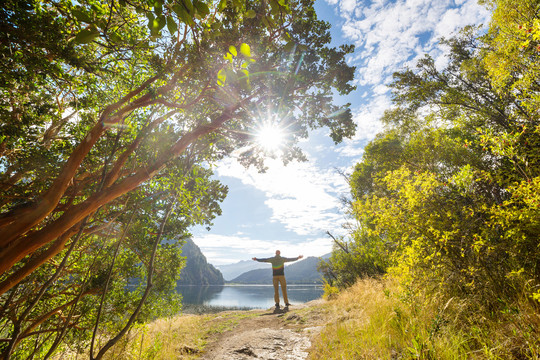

{"left": 321, "top": 0, "right": 540, "bottom": 356}
{"left": 0, "top": 0, "right": 355, "bottom": 358}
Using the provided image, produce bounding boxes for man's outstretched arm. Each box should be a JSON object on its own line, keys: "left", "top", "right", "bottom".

{"left": 252, "top": 257, "right": 272, "bottom": 262}
{"left": 283, "top": 255, "right": 304, "bottom": 262}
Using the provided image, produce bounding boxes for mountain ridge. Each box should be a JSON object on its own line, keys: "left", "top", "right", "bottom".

{"left": 228, "top": 256, "right": 325, "bottom": 284}
{"left": 216, "top": 259, "right": 269, "bottom": 281}
{"left": 178, "top": 239, "right": 224, "bottom": 286}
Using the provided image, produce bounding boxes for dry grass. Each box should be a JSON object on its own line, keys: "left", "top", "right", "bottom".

{"left": 100, "top": 311, "right": 258, "bottom": 360}
{"left": 308, "top": 278, "right": 540, "bottom": 359}
{"left": 102, "top": 315, "right": 209, "bottom": 360}
{"left": 52, "top": 280, "right": 540, "bottom": 359}
{"left": 53, "top": 310, "right": 257, "bottom": 360}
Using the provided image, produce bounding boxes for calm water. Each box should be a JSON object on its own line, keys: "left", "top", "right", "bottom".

{"left": 177, "top": 284, "right": 323, "bottom": 309}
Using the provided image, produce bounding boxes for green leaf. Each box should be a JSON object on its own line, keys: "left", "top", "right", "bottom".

{"left": 182, "top": 0, "right": 194, "bottom": 15}
{"left": 109, "top": 32, "right": 122, "bottom": 42}
{"left": 240, "top": 43, "right": 251, "bottom": 57}
{"left": 167, "top": 16, "right": 178, "bottom": 35}
{"left": 154, "top": 3, "right": 163, "bottom": 15}
{"left": 193, "top": 0, "right": 210, "bottom": 17}
{"left": 74, "top": 28, "right": 100, "bottom": 44}
{"left": 269, "top": 0, "right": 280, "bottom": 14}
{"left": 172, "top": 4, "right": 194, "bottom": 26}
{"left": 228, "top": 45, "right": 237, "bottom": 57}
{"left": 238, "top": 69, "right": 250, "bottom": 90}
{"left": 72, "top": 9, "right": 92, "bottom": 23}
{"left": 156, "top": 15, "right": 167, "bottom": 30}
{"left": 148, "top": 14, "right": 162, "bottom": 36}
{"left": 262, "top": 16, "right": 275, "bottom": 29}
{"left": 246, "top": 9, "right": 256, "bottom": 18}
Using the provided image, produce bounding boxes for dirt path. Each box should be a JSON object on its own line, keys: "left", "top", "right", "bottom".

{"left": 199, "top": 301, "right": 326, "bottom": 360}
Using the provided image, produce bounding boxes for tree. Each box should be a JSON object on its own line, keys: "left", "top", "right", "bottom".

{"left": 341, "top": 18, "right": 540, "bottom": 306}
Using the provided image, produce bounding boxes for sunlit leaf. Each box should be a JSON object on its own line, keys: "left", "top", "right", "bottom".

{"left": 156, "top": 15, "right": 166, "bottom": 30}
{"left": 240, "top": 43, "right": 251, "bottom": 57}
{"left": 217, "top": 68, "right": 227, "bottom": 86}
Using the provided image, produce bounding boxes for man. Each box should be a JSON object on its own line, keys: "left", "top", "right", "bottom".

{"left": 252, "top": 250, "right": 303, "bottom": 309}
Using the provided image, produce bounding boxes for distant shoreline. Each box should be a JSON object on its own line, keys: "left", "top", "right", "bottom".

{"left": 177, "top": 283, "right": 323, "bottom": 286}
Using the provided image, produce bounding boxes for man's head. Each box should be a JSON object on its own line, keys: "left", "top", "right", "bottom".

{"left": 275, "top": 250, "right": 281, "bottom": 256}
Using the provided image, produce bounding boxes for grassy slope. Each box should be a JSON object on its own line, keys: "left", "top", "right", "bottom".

{"left": 309, "top": 279, "right": 540, "bottom": 359}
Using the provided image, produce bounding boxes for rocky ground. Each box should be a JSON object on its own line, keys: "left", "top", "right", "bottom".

{"left": 198, "top": 300, "right": 327, "bottom": 360}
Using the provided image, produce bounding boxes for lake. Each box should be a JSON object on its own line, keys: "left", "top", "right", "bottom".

{"left": 177, "top": 284, "right": 324, "bottom": 312}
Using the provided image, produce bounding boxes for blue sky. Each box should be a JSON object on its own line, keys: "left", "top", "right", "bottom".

{"left": 191, "top": 0, "right": 491, "bottom": 266}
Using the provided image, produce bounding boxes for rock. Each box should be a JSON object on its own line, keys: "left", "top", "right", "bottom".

{"left": 234, "top": 346, "right": 257, "bottom": 357}
{"left": 178, "top": 345, "right": 199, "bottom": 354}
{"left": 286, "top": 314, "right": 301, "bottom": 321}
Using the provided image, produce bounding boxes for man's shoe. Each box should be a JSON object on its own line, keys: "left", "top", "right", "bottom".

{"left": 275, "top": 303, "right": 280, "bottom": 308}
{"left": 285, "top": 303, "right": 291, "bottom": 307}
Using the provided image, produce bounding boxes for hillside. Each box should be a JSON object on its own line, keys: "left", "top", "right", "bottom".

{"left": 216, "top": 260, "right": 269, "bottom": 281}
{"left": 230, "top": 256, "right": 324, "bottom": 284}
{"left": 177, "top": 239, "right": 224, "bottom": 286}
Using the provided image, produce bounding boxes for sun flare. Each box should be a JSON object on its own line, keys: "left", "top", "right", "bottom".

{"left": 255, "top": 123, "right": 285, "bottom": 152}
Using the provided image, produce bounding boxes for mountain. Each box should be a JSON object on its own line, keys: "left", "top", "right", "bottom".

{"left": 177, "top": 239, "right": 224, "bottom": 285}
{"left": 216, "top": 260, "right": 269, "bottom": 281}
{"left": 229, "top": 256, "right": 324, "bottom": 284}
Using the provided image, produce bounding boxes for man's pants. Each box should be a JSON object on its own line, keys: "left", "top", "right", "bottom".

{"left": 272, "top": 275, "right": 289, "bottom": 305}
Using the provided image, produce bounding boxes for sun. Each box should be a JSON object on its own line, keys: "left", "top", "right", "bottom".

{"left": 255, "top": 123, "right": 286, "bottom": 153}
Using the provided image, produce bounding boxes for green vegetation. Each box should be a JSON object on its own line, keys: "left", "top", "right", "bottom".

{"left": 311, "top": 279, "right": 540, "bottom": 359}
{"left": 177, "top": 239, "right": 224, "bottom": 285}
{"left": 0, "top": 0, "right": 355, "bottom": 357}
{"left": 320, "top": 0, "right": 540, "bottom": 357}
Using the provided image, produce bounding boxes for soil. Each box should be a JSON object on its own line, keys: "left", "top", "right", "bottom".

{"left": 198, "top": 300, "right": 327, "bottom": 360}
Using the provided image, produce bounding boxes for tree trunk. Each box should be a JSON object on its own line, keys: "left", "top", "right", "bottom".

{"left": 0, "top": 106, "right": 236, "bottom": 293}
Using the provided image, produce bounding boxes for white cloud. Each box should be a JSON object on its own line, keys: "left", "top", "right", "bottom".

{"left": 216, "top": 157, "right": 349, "bottom": 236}
{"left": 331, "top": 0, "right": 490, "bottom": 161}
{"left": 341, "top": 0, "right": 357, "bottom": 14}
{"left": 338, "top": 0, "right": 490, "bottom": 88}
{"left": 336, "top": 93, "right": 390, "bottom": 159}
